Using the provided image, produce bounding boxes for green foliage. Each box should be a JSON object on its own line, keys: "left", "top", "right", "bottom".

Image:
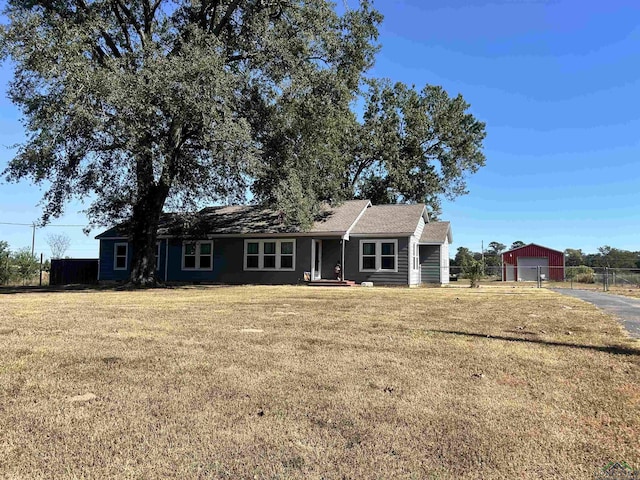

{"left": 0, "top": 241, "right": 10, "bottom": 285}
{"left": 487, "top": 242, "right": 506, "bottom": 256}
{"left": 349, "top": 81, "right": 486, "bottom": 215}
{"left": 463, "top": 259, "right": 483, "bottom": 288}
{"left": 589, "top": 245, "right": 639, "bottom": 269}
{"left": 510, "top": 241, "right": 526, "bottom": 250}
{"left": 1, "top": 0, "right": 486, "bottom": 283}
{"left": 564, "top": 248, "right": 584, "bottom": 267}
{"left": 565, "top": 265, "right": 595, "bottom": 284}
{"left": 453, "top": 246, "right": 474, "bottom": 268}
{"left": 11, "top": 248, "right": 39, "bottom": 285}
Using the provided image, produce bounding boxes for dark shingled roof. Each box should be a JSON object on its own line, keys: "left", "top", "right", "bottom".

{"left": 419, "top": 221, "right": 451, "bottom": 244}
{"left": 350, "top": 204, "right": 426, "bottom": 235}
{"left": 96, "top": 200, "right": 371, "bottom": 239}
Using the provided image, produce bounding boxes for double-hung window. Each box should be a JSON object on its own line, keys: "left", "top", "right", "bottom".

{"left": 155, "top": 242, "right": 161, "bottom": 271}
{"left": 244, "top": 239, "right": 296, "bottom": 271}
{"left": 114, "top": 243, "right": 128, "bottom": 270}
{"left": 182, "top": 241, "right": 213, "bottom": 270}
{"left": 359, "top": 239, "right": 398, "bottom": 272}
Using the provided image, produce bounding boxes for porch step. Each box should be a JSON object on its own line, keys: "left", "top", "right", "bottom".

{"left": 308, "top": 279, "right": 357, "bottom": 287}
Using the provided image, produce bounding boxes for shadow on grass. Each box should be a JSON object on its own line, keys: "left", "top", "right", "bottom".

{"left": 0, "top": 284, "right": 107, "bottom": 295}
{"left": 0, "top": 283, "right": 252, "bottom": 295}
{"left": 429, "top": 329, "right": 640, "bottom": 357}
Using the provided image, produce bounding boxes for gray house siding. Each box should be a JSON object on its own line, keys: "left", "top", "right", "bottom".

{"left": 420, "top": 245, "right": 441, "bottom": 283}
{"left": 344, "top": 237, "right": 409, "bottom": 285}
{"left": 165, "top": 237, "right": 313, "bottom": 284}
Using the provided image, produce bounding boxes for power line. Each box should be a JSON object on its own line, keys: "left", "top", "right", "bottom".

{"left": 0, "top": 222, "right": 86, "bottom": 227}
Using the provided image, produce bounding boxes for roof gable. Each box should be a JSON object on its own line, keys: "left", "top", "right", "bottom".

{"left": 350, "top": 204, "right": 427, "bottom": 235}
{"left": 501, "top": 243, "right": 564, "bottom": 255}
{"left": 419, "top": 221, "right": 452, "bottom": 244}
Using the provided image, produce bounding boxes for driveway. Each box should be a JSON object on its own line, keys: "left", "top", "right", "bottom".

{"left": 549, "top": 288, "right": 640, "bottom": 338}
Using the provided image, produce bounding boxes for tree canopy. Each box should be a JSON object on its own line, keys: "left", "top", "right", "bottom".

{"left": 1, "top": 0, "right": 487, "bottom": 284}
{"left": 509, "top": 241, "right": 526, "bottom": 250}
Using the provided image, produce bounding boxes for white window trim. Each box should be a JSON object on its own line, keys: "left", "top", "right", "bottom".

{"left": 181, "top": 240, "right": 214, "bottom": 271}
{"left": 114, "top": 242, "right": 128, "bottom": 271}
{"left": 413, "top": 242, "right": 420, "bottom": 271}
{"left": 244, "top": 239, "right": 296, "bottom": 271}
{"left": 155, "top": 242, "right": 161, "bottom": 271}
{"left": 359, "top": 239, "right": 398, "bottom": 273}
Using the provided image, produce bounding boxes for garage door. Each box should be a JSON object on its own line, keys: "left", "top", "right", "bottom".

{"left": 505, "top": 263, "right": 515, "bottom": 281}
{"left": 517, "top": 257, "right": 549, "bottom": 281}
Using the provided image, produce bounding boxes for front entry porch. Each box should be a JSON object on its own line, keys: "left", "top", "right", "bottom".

{"left": 309, "top": 238, "right": 354, "bottom": 286}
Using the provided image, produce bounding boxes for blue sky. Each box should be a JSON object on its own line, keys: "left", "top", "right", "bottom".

{"left": 1, "top": 0, "right": 640, "bottom": 258}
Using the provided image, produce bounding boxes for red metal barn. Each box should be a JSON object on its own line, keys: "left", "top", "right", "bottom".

{"left": 501, "top": 243, "right": 565, "bottom": 282}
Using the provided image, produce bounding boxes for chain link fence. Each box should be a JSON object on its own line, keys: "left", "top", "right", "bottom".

{"left": 444, "top": 265, "right": 640, "bottom": 292}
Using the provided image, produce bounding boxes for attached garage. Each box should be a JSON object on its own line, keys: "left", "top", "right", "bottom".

{"left": 502, "top": 244, "right": 564, "bottom": 282}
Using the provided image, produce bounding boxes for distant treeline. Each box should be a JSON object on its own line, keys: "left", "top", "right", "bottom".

{"left": 451, "top": 241, "right": 640, "bottom": 270}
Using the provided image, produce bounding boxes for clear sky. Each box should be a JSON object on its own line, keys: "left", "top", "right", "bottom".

{"left": 1, "top": 0, "right": 639, "bottom": 259}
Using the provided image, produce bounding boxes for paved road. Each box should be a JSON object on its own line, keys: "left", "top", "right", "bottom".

{"left": 550, "top": 288, "right": 640, "bottom": 338}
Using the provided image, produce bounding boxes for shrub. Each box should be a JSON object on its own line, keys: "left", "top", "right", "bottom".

{"left": 566, "top": 265, "right": 594, "bottom": 283}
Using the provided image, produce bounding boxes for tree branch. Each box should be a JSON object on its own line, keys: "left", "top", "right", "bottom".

{"left": 73, "top": 0, "right": 123, "bottom": 58}
{"left": 349, "top": 157, "right": 375, "bottom": 189}
{"left": 114, "top": 0, "right": 146, "bottom": 47}
{"left": 110, "top": 0, "right": 134, "bottom": 54}
{"left": 212, "top": 0, "right": 243, "bottom": 37}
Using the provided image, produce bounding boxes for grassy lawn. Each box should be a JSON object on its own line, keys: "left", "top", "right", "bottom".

{"left": 1, "top": 286, "right": 639, "bottom": 479}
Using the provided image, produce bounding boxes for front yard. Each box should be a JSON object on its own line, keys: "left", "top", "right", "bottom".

{"left": 1, "top": 286, "right": 639, "bottom": 479}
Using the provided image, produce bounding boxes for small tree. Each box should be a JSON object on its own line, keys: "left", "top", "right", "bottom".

{"left": 46, "top": 233, "right": 71, "bottom": 259}
{"left": 12, "top": 248, "right": 39, "bottom": 285}
{"left": 463, "top": 259, "right": 483, "bottom": 288}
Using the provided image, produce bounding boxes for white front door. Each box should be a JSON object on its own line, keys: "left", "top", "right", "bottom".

{"left": 311, "top": 240, "right": 322, "bottom": 280}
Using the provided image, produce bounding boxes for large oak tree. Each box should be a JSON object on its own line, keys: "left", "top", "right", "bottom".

{"left": 1, "top": 0, "right": 486, "bottom": 285}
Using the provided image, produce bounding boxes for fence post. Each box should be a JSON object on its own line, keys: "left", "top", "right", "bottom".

{"left": 39, "top": 253, "right": 43, "bottom": 287}
{"left": 537, "top": 265, "right": 541, "bottom": 288}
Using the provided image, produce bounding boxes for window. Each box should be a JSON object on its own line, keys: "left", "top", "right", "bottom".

{"left": 413, "top": 243, "right": 419, "bottom": 270}
{"left": 246, "top": 241, "right": 259, "bottom": 269}
{"left": 114, "top": 243, "right": 128, "bottom": 270}
{"left": 244, "top": 239, "right": 296, "bottom": 271}
{"left": 155, "top": 242, "right": 161, "bottom": 271}
{"left": 359, "top": 240, "right": 398, "bottom": 272}
{"left": 182, "top": 241, "right": 213, "bottom": 270}
{"left": 362, "top": 242, "right": 377, "bottom": 270}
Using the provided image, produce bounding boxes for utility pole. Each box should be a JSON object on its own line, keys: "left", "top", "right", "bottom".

{"left": 31, "top": 223, "right": 36, "bottom": 258}
{"left": 481, "top": 240, "right": 485, "bottom": 275}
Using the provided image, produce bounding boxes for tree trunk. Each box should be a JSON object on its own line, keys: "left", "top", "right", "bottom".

{"left": 129, "top": 184, "right": 169, "bottom": 286}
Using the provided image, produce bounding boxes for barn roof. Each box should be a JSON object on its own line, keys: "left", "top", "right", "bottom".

{"left": 501, "top": 243, "right": 564, "bottom": 255}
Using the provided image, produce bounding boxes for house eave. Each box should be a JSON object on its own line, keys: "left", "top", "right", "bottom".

{"left": 350, "top": 232, "right": 414, "bottom": 238}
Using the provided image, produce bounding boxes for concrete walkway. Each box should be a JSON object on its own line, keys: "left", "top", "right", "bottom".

{"left": 549, "top": 288, "right": 640, "bottom": 338}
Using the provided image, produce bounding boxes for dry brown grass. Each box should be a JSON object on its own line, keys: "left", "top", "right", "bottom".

{"left": 1, "top": 285, "right": 639, "bottom": 479}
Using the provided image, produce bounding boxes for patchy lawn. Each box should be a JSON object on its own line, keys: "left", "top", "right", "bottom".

{"left": 1, "top": 286, "right": 639, "bottom": 479}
